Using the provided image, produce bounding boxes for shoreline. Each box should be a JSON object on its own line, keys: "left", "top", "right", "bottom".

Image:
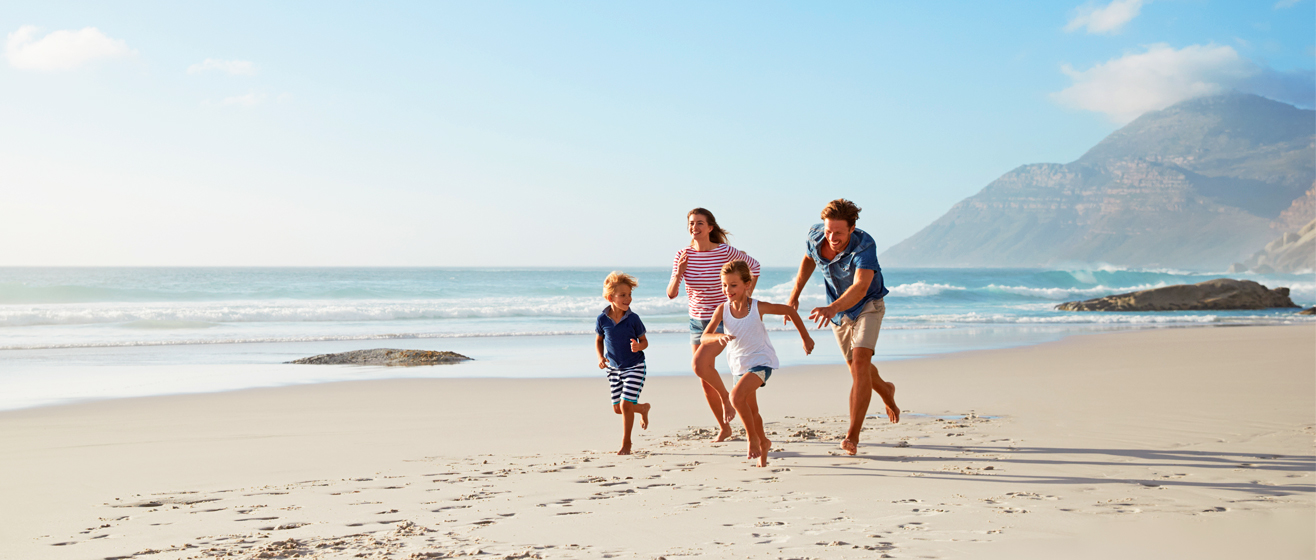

{"left": 1, "top": 325, "right": 1312, "bottom": 558}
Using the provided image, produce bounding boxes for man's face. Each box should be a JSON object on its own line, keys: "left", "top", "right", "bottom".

{"left": 822, "top": 218, "right": 854, "bottom": 254}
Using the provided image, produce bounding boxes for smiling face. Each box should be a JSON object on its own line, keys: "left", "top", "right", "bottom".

{"left": 720, "top": 272, "right": 747, "bottom": 303}
{"left": 606, "top": 284, "right": 632, "bottom": 312}
{"left": 687, "top": 212, "right": 711, "bottom": 242}
{"left": 822, "top": 218, "right": 855, "bottom": 255}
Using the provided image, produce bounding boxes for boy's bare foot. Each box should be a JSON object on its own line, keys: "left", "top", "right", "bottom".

{"left": 617, "top": 443, "right": 632, "bottom": 456}
{"left": 715, "top": 424, "right": 734, "bottom": 442}
{"left": 757, "top": 439, "right": 771, "bottom": 467}
{"left": 840, "top": 438, "right": 858, "bottom": 455}
{"left": 638, "top": 403, "right": 651, "bottom": 430}
{"left": 882, "top": 382, "right": 900, "bottom": 423}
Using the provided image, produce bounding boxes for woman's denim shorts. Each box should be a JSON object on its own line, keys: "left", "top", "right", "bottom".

{"left": 689, "top": 317, "right": 724, "bottom": 346}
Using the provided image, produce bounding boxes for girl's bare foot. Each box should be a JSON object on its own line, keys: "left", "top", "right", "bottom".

{"left": 617, "top": 443, "right": 632, "bottom": 455}
{"left": 639, "top": 403, "right": 651, "bottom": 430}
{"left": 840, "top": 438, "right": 858, "bottom": 455}
{"left": 757, "top": 439, "right": 771, "bottom": 467}
{"left": 747, "top": 440, "right": 760, "bottom": 459}
{"left": 722, "top": 399, "right": 736, "bottom": 424}
{"left": 715, "top": 424, "right": 734, "bottom": 442}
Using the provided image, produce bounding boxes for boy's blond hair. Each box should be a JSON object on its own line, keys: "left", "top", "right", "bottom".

{"left": 720, "top": 260, "right": 752, "bottom": 283}
{"left": 603, "top": 271, "right": 638, "bottom": 297}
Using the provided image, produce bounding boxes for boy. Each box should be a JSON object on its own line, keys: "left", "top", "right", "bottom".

{"left": 595, "top": 271, "right": 652, "bottom": 455}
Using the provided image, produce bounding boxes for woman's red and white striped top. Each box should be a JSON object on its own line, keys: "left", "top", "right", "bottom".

{"left": 672, "top": 244, "right": 761, "bottom": 320}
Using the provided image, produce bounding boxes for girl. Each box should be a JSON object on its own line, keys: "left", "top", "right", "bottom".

{"left": 700, "top": 260, "right": 814, "bottom": 467}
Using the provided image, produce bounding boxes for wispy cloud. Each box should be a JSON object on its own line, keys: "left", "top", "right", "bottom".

{"left": 1065, "top": 0, "right": 1145, "bottom": 35}
{"left": 1053, "top": 43, "right": 1314, "bottom": 123}
{"left": 187, "top": 58, "right": 256, "bottom": 76}
{"left": 5, "top": 25, "right": 133, "bottom": 71}
{"left": 1273, "top": 0, "right": 1302, "bottom": 8}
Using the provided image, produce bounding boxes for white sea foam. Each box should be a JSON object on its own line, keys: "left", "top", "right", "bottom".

{"left": 887, "top": 282, "right": 966, "bottom": 297}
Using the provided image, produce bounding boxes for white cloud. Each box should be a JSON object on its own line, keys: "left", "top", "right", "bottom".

{"left": 1053, "top": 44, "right": 1258, "bottom": 123}
{"left": 219, "top": 93, "right": 266, "bottom": 107}
{"left": 5, "top": 25, "right": 133, "bottom": 71}
{"left": 187, "top": 58, "right": 256, "bottom": 76}
{"left": 1273, "top": 0, "right": 1302, "bottom": 8}
{"left": 1065, "top": 0, "right": 1145, "bottom": 35}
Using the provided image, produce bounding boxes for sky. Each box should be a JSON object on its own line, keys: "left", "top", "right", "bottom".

{"left": 1, "top": 1, "right": 1313, "bottom": 267}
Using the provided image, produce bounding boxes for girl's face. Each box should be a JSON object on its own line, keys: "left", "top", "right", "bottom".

{"left": 607, "top": 285, "right": 632, "bottom": 311}
{"left": 721, "top": 272, "right": 747, "bottom": 302}
{"left": 688, "top": 213, "right": 710, "bottom": 241}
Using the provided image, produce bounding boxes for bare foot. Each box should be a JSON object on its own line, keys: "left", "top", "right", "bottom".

{"left": 883, "top": 382, "right": 900, "bottom": 423}
{"left": 840, "top": 438, "right": 857, "bottom": 456}
{"left": 715, "top": 424, "right": 734, "bottom": 442}
{"left": 757, "top": 439, "right": 771, "bottom": 467}
{"left": 638, "top": 403, "right": 651, "bottom": 430}
{"left": 617, "top": 443, "right": 632, "bottom": 455}
{"left": 747, "top": 439, "right": 760, "bottom": 460}
{"left": 722, "top": 400, "right": 736, "bottom": 424}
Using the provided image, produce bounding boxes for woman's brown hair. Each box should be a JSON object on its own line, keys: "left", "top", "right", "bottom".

{"left": 688, "top": 207, "right": 729, "bottom": 244}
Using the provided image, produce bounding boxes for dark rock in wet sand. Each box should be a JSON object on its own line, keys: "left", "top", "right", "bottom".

{"left": 287, "top": 349, "right": 472, "bottom": 366}
{"left": 1299, "top": 307, "right": 1316, "bottom": 315}
{"left": 1056, "top": 278, "right": 1298, "bottom": 312}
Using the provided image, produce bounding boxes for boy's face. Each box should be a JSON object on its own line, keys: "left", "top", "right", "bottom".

{"left": 607, "top": 285, "right": 632, "bottom": 311}
{"left": 822, "top": 218, "right": 855, "bottom": 254}
{"left": 720, "top": 273, "right": 746, "bottom": 301}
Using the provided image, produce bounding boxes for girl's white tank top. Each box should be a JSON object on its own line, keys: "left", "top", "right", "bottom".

{"left": 724, "top": 299, "right": 780, "bottom": 375}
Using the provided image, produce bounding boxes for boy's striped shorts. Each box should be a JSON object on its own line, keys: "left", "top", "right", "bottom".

{"left": 606, "top": 362, "right": 647, "bottom": 405}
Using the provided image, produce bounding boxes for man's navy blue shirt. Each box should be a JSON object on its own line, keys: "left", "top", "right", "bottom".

{"left": 595, "top": 307, "right": 646, "bottom": 368}
{"left": 806, "top": 225, "right": 890, "bottom": 325}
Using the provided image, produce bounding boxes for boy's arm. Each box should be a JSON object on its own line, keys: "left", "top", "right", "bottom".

{"left": 595, "top": 335, "right": 608, "bottom": 369}
{"left": 759, "top": 301, "right": 815, "bottom": 355}
{"left": 630, "top": 334, "right": 649, "bottom": 353}
{"left": 699, "top": 305, "right": 733, "bottom": 345}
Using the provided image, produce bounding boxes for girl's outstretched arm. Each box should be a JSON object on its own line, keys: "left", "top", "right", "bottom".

{"left": 699, "top": 305, "right": 734, "bottom": 346}
{"left": 758, "top": 301, "right": 815, "bottom": 355}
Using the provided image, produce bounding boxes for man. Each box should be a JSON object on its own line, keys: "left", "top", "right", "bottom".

{"left": 786, "top": 198, "right": 899, "bottom": 456}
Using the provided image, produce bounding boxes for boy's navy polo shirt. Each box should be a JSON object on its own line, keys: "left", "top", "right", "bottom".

{"left": 595, "top": 307, "right": 646, "bottom": 368}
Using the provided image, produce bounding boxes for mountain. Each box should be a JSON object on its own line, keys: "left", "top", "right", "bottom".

{"left": 882, "top": 93, "right": 1316, "bottom": 269}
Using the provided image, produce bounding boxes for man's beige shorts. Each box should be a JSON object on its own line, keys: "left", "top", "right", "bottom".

{"left": 833, "top": 298, "right": 885, "bottom": 362}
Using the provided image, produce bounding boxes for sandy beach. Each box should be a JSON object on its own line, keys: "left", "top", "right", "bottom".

{"left": 1, "top": 325, "right": 1312, "bottom": 559}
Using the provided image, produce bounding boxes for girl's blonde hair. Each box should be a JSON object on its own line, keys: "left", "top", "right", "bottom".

{"left": 603, "top": 271, "right": 638, "bottom": 297}
{"left": 720, "top": 260, "right": 752, "bottom": 283}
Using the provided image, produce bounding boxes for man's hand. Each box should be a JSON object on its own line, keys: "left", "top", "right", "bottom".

{"left": 808, "top": 305, "right": 837, "bottom": 329}
{"left": 783, "top": 298, "right": 799, "bottom": 325}
{"left": 598, "top": 358, "right": 608, "bottom": 369}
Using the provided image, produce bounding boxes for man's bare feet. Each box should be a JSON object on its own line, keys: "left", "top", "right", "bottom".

{"left": 840, "top": 438, "right": 858, "bottom": 455}
{"left": 638, "top": 403, "right": 651, "bottom": 430}
{"left": 882, "top": 381, "right": 900, "bottom": 423}
{"left": 715, "top": 424, "right": 734, "bottom": 442}
{"left": 757, "top": 439, "right": 771, "bottom": 467}
{"left": 617, "top": 443, "right": 632, "bottom": 456}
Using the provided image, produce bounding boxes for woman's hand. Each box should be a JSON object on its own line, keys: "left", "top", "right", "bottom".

{"left": 675, "top": 249, "right": 689, "bottom": 278}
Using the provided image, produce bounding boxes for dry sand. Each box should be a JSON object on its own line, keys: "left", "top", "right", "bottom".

{"left": 1, "top": 325, "right": 1312, "bottom": 559}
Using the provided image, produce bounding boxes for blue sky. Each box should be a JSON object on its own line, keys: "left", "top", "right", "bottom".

{"left": 2, "top": 1, "right": 1312, "bottom": 267}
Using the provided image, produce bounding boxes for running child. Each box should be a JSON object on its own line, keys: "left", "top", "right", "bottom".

{"left": 595, "top": 271, "right": 652, "bottom": 455}
{"left": 700, "top": 260, "right": 814, "bottom": 467}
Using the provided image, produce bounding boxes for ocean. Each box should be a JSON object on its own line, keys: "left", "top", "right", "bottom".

{"left": 1, "top": 267, "right": 1312, "bottom": 411}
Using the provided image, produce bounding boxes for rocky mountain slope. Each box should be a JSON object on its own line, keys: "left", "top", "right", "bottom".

{"left": 883, "top": 93, "right": 1315, "bottom": 269}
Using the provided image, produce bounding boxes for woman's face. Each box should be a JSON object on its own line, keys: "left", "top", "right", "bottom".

{"left": 688, "top": 213, "right": 711, "bottom": 240}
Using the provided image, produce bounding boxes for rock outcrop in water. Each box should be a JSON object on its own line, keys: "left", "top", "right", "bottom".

{"left": 1056, "top": 278, "right": 1298, "bottom": 311}
{"left": 288, "top": 349, "right": 472, "bottom": 366}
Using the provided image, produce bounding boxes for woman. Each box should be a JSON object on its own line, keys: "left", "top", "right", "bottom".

{"left": 667, "top": 208, "right": 760, "bottom": 441}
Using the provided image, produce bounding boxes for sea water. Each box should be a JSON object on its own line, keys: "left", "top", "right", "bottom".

{"left": 1, "top": 267, "right": 1311, "bottom": 410}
